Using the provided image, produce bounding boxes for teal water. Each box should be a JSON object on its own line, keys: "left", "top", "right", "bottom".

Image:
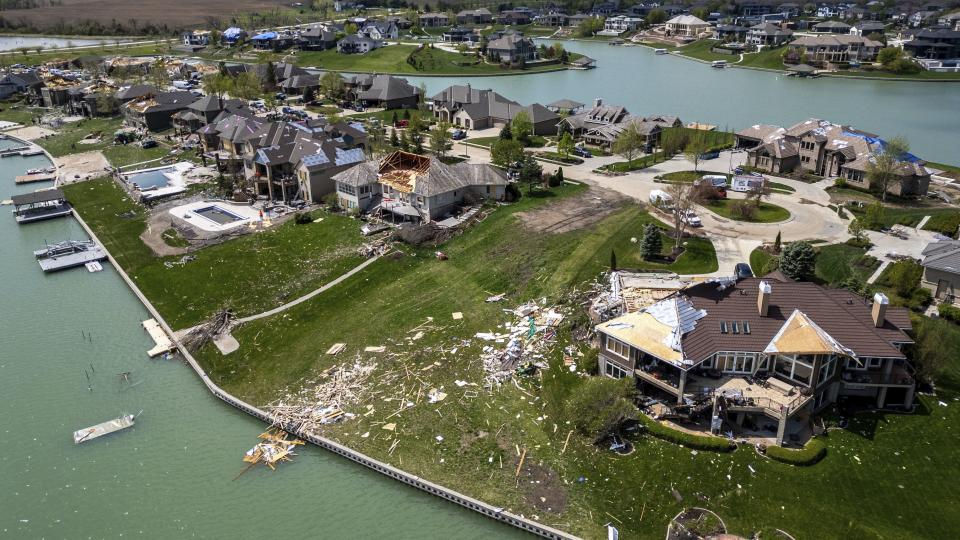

{"left": 0, "top": 140, "right": 523, "bottom": 538}
{"left": 402, "top": 40, "right": 960, "bottom": 164}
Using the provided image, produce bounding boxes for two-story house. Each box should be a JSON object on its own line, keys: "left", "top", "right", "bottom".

{"left": 597, "top": 275, "right": 915, "bottom": 446}
{"left": 332, "top": 150, "right": 507, "bottom": 222}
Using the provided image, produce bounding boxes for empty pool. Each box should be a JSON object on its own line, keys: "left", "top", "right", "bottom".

{"left": 193, "top": 205, "right": 245, "bottom": 225}
{"left": 127, "top": 167, "right": 174, "bottom": 190}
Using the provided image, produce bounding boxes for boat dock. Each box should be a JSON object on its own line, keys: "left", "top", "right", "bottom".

{"left": 16, "top": 172, "right": 57, "bottom": 184}
{"left": 34, "top": 240, "right": 107, "bottom": 272}
{"left": 0, "top": 145, "right": 31, "bottom": 157}
{"left": 11, "top": 189, "right": 71, "bottom": 224}
{"left": 73, "top": 414, "right": 136, "bottom": 444}
{"left": 143, "top": 318, "right": 175, "bottom": 357}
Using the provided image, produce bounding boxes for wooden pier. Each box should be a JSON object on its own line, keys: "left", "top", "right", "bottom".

{"left": 142, "top": 318, "right": 175, "bottom": 357}
{"left": 73, "top": 414, "right": 136, "bottom": 444}
{"left": 16, "top": 173, "right": 56, "bottom": 184}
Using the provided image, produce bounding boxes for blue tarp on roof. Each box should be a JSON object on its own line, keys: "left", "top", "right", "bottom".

{"left": 841, "top": 131, "right": 922, "bottom": 163}
{"left": 252, "top": 32, "right": 278, "bottom": 40}
{"left": 224, "top": 27, "right": 243, "bottom": 40}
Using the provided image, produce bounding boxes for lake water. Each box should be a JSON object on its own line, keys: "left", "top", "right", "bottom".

{"left": 0, "top": 137, "right": 521, "bottom": 538}
{"left": 0, "top": 35, "right": 130, "bottom": 52}
{"left": 403, "top": 40, "right": 960, "bottom": 164}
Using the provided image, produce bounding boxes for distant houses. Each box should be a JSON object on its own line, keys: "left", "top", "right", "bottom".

{"left": 558, "top": 99, "right": 679, "bottom": 150}
{"left": 430, "top": 84, "right": 559, "bottom": 135}
{"left": 486, "top": 34, "right": 538, "bottom": 63}
{"left": 344, "top": 74, "right": 420, "bottom": 109}
{"left": 337, "top": 35, "right": 382, "bottom": 54}
{"left": 734, "top": 119, "right": 931, "bottom": 197}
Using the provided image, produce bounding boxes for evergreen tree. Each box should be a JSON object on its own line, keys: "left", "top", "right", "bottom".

{"left": 773, "top": 230, "right": 782, "bottom": 253}
{"left": 392, "top": 111, "right": 399, "bottom": 125}
{"left": 779, "top": 241, "right": 817, "bottom": 281}
{"left": 610, "top": 250, "right": 617, "bottom": 270}
{"left": 499, "top": 121, "right": 512, "bottom": 140}
{"left": 403, "top": 109, "right": 411, "bottom": 120}
{"left": 265, "top": 61, "right": 277, "bottom": 90}
{"left": 390, "top": 128, "right": 399, "bottom": 147}
{"left": 640, "top": 223, "right": 662, "bottom": 261}
{"left": 399, "top": 130, "right": 410, "bottom": 151}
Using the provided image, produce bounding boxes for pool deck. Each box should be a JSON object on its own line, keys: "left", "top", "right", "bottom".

{"left": 168, "top": 200, "right": 261, "bottom": 234}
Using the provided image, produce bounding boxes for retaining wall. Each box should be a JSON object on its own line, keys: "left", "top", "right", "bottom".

{"left": 70, "top": 208, "right": 579, "bottom": 540}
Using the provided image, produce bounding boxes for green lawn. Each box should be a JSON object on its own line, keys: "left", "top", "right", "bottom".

{"left": 295, "top": 44, "right": 569, "bottom": 75}
{"left": 0, "top": 41, "right": 170, "bottom": 66}
{"left": 31, "top": 116, "right": 123, "bottom": 157}
{"left": 737, "top": 47, "right": 789, "bottom": 70}
{"left": 600, "top": 152, "right": 666, "bottom": 172}
{"left": 847, "top": 204, "right": 960, "bottom": 236}
{"left": 814, "top": 242, "right": 880, "bottom": 286}
{"left": 676, "top": 39, "right": 740, "bottom": 62}
{"left": 468, "top": 135, "right": 547, "bottom": 148}
{"left": 102, "top": 143, "right": 173, "bottom": 168}
{"left": 64, "top": 178, "right": 368, "bottom": 329}
{"left": 750, "top": 247, "right": 774, "bottom": 275}
{"left": 703, "top": 199, "right": 791, "bottom": 223}
{"left": 826, "top": 69, "right": 960, "bottom": 81}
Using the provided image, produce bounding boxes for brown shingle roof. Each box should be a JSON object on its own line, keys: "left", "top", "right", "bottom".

{"left": 680, "top": 278, "right": 911, "bottom": 362}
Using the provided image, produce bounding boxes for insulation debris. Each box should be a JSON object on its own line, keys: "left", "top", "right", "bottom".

{"left": 478, "top": 300, "right": 567, "bottom": 388}
{"left": 267, "top": 359, "right": 375, "bottom": 432}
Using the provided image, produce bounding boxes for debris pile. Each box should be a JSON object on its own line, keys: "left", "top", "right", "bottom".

{"left": 240, "top": 429, "right": 304, "bottom": 473}
{"left": 589, "top": 271, "right": 623, "bottom": 321}
{"left": 357, "top": 238, "right": 391, "bottom": 257}
{"left": 475, "top": 300, "right": 567, "bottom": 388}
{"left": 181, "top": 309, "right": 232, "bottom": 352}
{"left": 268, "top": 359, "right": 376, "bottom": 432}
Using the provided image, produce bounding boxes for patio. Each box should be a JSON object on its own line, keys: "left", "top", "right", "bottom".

{"left": 688, "top": 374, "right": 811, "bottom": 418}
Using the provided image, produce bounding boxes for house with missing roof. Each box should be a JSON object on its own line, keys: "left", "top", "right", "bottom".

{"left": 430, "top": 84, "right": 559, "bottom": 135}
{"left": 734, "top": 119, "right": 931, "bottom": 197}
{"left": 122, "top": 90, "right": 197, "bottom": 132}
{"left": 920, "top": 240, "right": 960, "bottom": 303}
{"left": 596, "top": 275, "right": 916, "bottom": 446}
{"left": 332, "top": 151, "right": 508, "bottom": 222}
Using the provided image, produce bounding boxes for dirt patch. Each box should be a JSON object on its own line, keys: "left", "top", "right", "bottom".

{"left": 0, "top": 0, "right": 291, "bottom": 28}
{"left": 6, "top": 125, "right": 57, "bottom": 141}
{"left": 516, "top": 185, "right": 629, "bottom": 233}
{"left": 56, "top": 150, "right": 110, "bottom": 184}
{"left": 518, "top": 458, "right": 568, "bottom": 514}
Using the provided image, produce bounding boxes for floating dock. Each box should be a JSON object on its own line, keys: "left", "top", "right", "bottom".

{"left": 35, "top": 240, "right": 107, "bottom": 272}
{"left": 73, "top": 414, "right": 136, "bottom": 444}
{"left": 16, "top": 172, "right": 56, "bottom": 184}
{"left": 0, "top": 146, "right": 31, "bottom": 157}
{"left": 142, "top": 318, "right": 175, "bottom": 357}
{"left": 11, "top": 189, "right": 71, "bottom": 224}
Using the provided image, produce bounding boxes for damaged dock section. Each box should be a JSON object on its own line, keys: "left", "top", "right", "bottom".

{"left": 142, "top": 318, "right": 174, "bottom": 357}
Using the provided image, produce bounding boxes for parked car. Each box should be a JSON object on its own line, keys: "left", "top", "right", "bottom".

{"left": 699, "top": 150, "right": 720, "bottom": 160}
{"left": 572, "top": 146, "right": 592, "bottom": 158}
{"left": 735, "top": 263, "right": 753, "bottom": 279}
{"left": 275, "top": 92, "right": 287, "bottom": 101}
{"left": 394, "top": 119, "right": 409, "bottom": 128}
{"left": 451, "top": 129, "right": 466, "bottom": 140}
{"left": 681, "top": 210, "right": 702, "bottom": 227}
{"left": 140, "top": 139, "right": 158, "bottom": 149}
{"left": 353, "top": 104, "right": 365, "bottom": 112}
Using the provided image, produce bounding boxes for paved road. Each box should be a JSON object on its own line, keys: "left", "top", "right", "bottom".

{"left": 460, "top": 132, "right": 850, "bottom": 276}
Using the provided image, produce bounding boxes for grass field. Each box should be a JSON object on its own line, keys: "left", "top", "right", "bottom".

{"left": 736, "top": 47, "right": 788, "bottom": 70}
{"left": 467, "top": 135, "right": 548, "bottom": 148}
{"left": 847, "top": 204, "right": 960, "bottom": 236}
{"left": 703, "top": 199, "right": 790, "bottom": 223}
{"left": 814, "top": 242, "right": 880, "bottom": 286}
{"left": 65, "top": 173, "right": 960, "bottom": 539}
{"left": 64, "top": 178, "right": 368, "bottom": 329}
{"left": 676, "top": 39, "right": 740, "bottom": 63}
{"left": 295, "top": 44, "right": 570, "bottom": 75}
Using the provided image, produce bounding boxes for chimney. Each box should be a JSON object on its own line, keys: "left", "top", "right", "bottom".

{"left": 594, "top": 97, "right": 603, "bottom": 108}
{"left": 465, "top": 83, "right": 471, "bottom": 104}
{"left": 758, "top": 281, "right": 771, "bottom": 317}
{"left": 872, "top": 292, "right": 888, "bottom": 327}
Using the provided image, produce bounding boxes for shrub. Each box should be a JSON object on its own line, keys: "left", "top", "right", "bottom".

{"left": 504, "top": 182, "right": 522, "bottom": 202}
{"left": 885, "top": 259, "right": 923, "bottom": 298}
{"left": 733, "top": 200, "right": 756, "bottom": 220}
{"left": 765, "top": 437, "right": 827, "bottom": 466}
{"left": 293, "top": 212, "right": 313, "bottom": 225}
{"left": 636, "top": 414, "right": 737, "bottom": 452}
{"left": 938, "top": 303, "right": 960, "bottom": 324}
{"left": 834, "top": 177, "right": 847, "bottom": 188}
{"left": 321, "top": 192, "right": 340, "bottom": 210}
{"left": 907, "top": 288, "right": 932, "bottom": 311}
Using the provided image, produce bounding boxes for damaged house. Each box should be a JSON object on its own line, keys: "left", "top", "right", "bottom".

{"left": 200, "top": 112, "right": 368, "bottom": 203}
{"left": 332, "top": 150, "right": 507, "bottom": 223}
{"left": 344, "top": 74, "right": 420, "bottom": 109}
{"left": 122, "top": 90, "right": 197, "bottom": 131}
{"left": 596, "top": 275, "right": 915, "bottom": 446}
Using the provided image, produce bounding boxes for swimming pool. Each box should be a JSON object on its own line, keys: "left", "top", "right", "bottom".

{"left": 193, "top": 205, "right": 246, "bottom": 225}
{"left": 127, "top": 167, "right": 174, "bottom": 189}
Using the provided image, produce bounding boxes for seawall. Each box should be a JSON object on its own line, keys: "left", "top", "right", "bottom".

{"left": 70, "top": 206, "right": 579, "bottom": 540}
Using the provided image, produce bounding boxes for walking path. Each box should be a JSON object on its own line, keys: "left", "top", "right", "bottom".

{"left": 235, "top": 254, "right": 384, "bottom": 324}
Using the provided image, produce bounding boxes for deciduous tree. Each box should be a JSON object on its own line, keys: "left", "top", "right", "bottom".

{"left": 612, "top": 122, "right": 645, "bottom": 163}
{"left": 867, "top": 136, "right": 910, "bottom": 203}
{"left": 490, "top": 138, "right": 524, "bottom": 167}
{"left": 665, "top": 181, "right": 703, "bottom": 251}
{"left": 511, "top": 110, "right": 532, "bottom": 145}
{"left": 430, "top": 121, "right": 451, "bottom": 157}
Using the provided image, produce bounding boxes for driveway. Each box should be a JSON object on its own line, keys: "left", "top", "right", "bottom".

{"left": 459, "top": 137, "right": 850, "bottom": 277}
{"left": 864, "top": 223, "right": 941, "bottom": 283}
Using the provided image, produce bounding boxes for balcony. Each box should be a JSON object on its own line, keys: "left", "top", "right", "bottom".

{"left": 688, "top": 374, "right": 812, "bottom": 419}
{"left": 842, "top": 365, "right": 914, "bottom": 387}
{"left": 634, "top": 366, "right": 682, "bottom": 396}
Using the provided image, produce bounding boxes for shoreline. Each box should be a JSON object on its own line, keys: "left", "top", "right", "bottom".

{"left": 67, "top": 192, "right": 578, "bottom": 540}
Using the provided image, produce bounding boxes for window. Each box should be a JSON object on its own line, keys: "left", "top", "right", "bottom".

{"left": 774, "top": 354, "right": 814, "bottom": 385}
{"left": 338, "top": 182, "right": 356, "bottom": 196}
{"left": 868, "top": 358, "right": 883, "bottom": 369}
{"left": 606, "top": 336, "right": 630, "bottom": 359}
{"left": 720, "top": 321, "right": 728, "bottom": 334}
{"left": 716, "top": 352, "right": 755, "bottom": 373}
{"left": 605, "top": 361, "right": 629, "bottom": 379}
{"left": 818, "top": 356, "right": 837, "bottom": 386}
